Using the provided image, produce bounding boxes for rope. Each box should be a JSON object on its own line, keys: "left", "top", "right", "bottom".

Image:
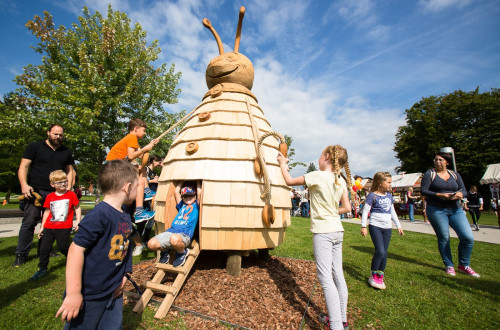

{"left": 155, "top": 105, "right": 200, "bottom": 141}
{"left": 299, "top": 279, "right": 318, "bottom": 330}
{"left": 245, "top": 97, "right": 261, "bottom": 153}
{"left": 257, "top": 131, "right": 285, "bottom": 203}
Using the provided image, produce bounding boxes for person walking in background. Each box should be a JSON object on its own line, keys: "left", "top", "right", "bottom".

{"left": 406, "top": 187, "right": 418, "bottom": 222}
{"left": 300, "top": 186, "right": 309, "bottom": 217}
{"left": 360, "top": 172, "right": 404, "bottom": 290}
{"left": 278, "top": 145, "right": 353, "bottom": 330}
{"left": 14, "top": 124, "right": 75, "bottom": 268}
{"left": 464, "top": 185, "right": 483, "bottom": 231}
{"left": 420, "top": 152, "right": 480, "bottom": 278}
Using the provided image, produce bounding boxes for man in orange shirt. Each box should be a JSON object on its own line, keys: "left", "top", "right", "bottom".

{"left": 106, "top": 119, "right": 158, "bottom": 222}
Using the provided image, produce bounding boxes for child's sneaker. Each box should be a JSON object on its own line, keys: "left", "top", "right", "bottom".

{"left": 159, "top": 250, "right": 170, "bottom": 263}
{"left": 457, "top": 265, "right": 480, "bottom": 278}
{"left": 377, "top": 274, "right": 386, "bottom": 290}
{"left": 173, "top": 248, "right": 189, "bottom": 267}
{"left": 132, "top": 244, "right": 145, "bottom": 256}
{"left": 29, "top": 269, "right": 47, "bottom": 281}
{"left": 318, "top": 313, "right": 349, "bottom": 329}
{"left": 143, "top": 188, "right": 156, "bottom": 201}
{"left": 368, "top": 274, "right": 381, "bottom": 289}
{"left": 445, "top": 266, "right": 456, "bottom": 276}
{"left": 135, "top": 208, "right": 155, "bottom": 223}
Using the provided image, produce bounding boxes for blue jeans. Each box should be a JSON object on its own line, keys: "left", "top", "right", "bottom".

{"left": 301, "top": 202, "right": 309, "bottom": 217}
{"left": 408, "top": 203, "right": 415, "bottom": 221}
{"left": 368, "top": 225, "right": 392, "bottom": 272}
{"left": 426, "top": 205, "right": 474, "bottom": 267}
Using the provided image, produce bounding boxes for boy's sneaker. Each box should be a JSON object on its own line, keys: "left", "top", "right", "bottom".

{"left": 29, "top": 269, "right": 47, "bottom": 281}
{"left": 159, "top": 250, "right": 170, "bottom": 263}
{"left": 445, "top": 266, "right": 456, "bottom": 276}
{"left": 135, "top": 209, "right": 155, "bottom": 223}
{"left": 368, "top": 274, "right": 381, "bottom": 289}
{"left": 13, "top": 254, "right": 26, "bottom": 268}
{"left": 173, "top": 248, "right": 189, "bottom": 267}
{"left": 457, "top": 265, "right": 480, "bottom": 278}
{"left": 132, "top": 244, "right": 145, "bottom": 256}
{"left": 143, "top": 188, "right": 156, "bottom": 201}
{"left": 475, "top": 224, "right": 479, "bottom": 231}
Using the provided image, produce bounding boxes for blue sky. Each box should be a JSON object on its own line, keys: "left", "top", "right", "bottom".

{"left": 1, "top": 0, "right": 499, "bottom": 178}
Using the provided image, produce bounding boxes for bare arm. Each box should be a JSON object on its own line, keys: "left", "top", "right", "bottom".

{"left": 66, "top": 165, "right": 74, "bottom": 190}
{"left": 277, "top": 152, "right": 305, "bottom": 186}
{"left": 56, "top": 243, "right": 85, "bottom": 322}
{"left": 127, "top": 139, "right": 159, "bottom": 160}
{"left": 18, "top": 158, "right": 33, "bottom": 197}
{"left": 174, "top": 182, "right": 182, "bottom": 204}
{"left": 74, "top": 204, "right": 82, "bottom": 231}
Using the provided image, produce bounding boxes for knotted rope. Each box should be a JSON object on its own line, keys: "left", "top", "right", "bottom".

{"left": 257, "top": 131, "right": 286, "bottom": 203}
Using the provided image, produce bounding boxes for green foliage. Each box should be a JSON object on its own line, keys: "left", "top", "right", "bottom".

{"left": 285, "top": 135, "right": 306, "bottom": 170}
{"left": 15, "top": 5, "right": 182, "bottom": 169}
{"left": 306, "top": 162, "right": 317, "bottom": 173}
{"left": 394, "top": 88, "right": 500, "bottom": 189}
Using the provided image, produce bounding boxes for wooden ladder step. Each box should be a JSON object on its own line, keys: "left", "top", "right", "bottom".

{"left": 145, "top": 282, "right": 177, "bottom": 295}
{"left": 154, "top": 262, "right": 189, "bottom": 274}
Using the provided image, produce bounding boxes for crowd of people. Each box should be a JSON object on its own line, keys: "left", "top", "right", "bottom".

{"left": 12, "top": 122, "right": 487, "bottom": 329}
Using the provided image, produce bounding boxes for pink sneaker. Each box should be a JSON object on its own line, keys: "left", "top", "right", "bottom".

{"left": 457, "top": 265, "right": 480, "bottom": 278}
{"left": 445, "top": 266, "right": 456, "bottom": 276}
{"left": 377, "top": 274, "right": 386, "bottom": 290}
{"left": 368, "top": 274, "right": 380, "bottom": 289}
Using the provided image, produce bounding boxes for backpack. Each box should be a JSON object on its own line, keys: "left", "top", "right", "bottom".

{"left": 429, "top": 168, "right": 457, "bottom": 182}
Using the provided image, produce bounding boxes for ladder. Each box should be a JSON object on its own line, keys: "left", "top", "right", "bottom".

{"left": 133, "top": 240, "right": 200, "bottom": 319}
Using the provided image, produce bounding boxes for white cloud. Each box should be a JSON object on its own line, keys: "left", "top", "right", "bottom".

{"left": 418, "top": 0, "right": 472, "bottom": 12}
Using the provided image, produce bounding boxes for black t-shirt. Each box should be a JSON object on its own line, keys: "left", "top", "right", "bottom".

{"left": 145, "top": 166, "right": 158, "bottom": 192}
{"left": 22, "top": 140, "right": 75, "bottom": 191}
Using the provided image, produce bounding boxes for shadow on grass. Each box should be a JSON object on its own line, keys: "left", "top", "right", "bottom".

{"left": 349, "top": 245, "right": 443, "bottom": 271}
{"left": 425, "top": 273, "right": 500, "bottom": 301}
{"left": 123, "top": 304, "right": 146, "bottom": 330}
{"left": 0, "top": 261, "right": 65, "bottom": 310}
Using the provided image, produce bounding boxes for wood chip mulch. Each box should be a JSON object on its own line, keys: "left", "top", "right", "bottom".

{"left": 124, "top": 251, "right": 360, "bottom": 329}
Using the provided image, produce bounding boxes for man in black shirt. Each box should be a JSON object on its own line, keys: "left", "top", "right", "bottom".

{"left": 13, "top": 124, "right": 75, "bottom": 267}
{"left": 465, "top": 185, "right": 483, "bottom": 231}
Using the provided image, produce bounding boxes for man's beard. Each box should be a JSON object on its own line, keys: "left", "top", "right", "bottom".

{"left": 48, "top": 136, "right": 62, "bottom": 147}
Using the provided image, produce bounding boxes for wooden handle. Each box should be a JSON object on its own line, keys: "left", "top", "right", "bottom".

{"left": 254, "top": 159, "right": 262, "bottom": 177}
{"left": 262, "top": 203, "right": 275, "bottom": 227}
{"left": 279, "top": 143, "right": 288, "bottom": 157}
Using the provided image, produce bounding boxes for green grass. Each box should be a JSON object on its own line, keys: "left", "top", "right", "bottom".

{"left": 1, "top": 218, "right": 499, "bottom": 329}
{"left": 273, "top": 218, "right": 500, "bottom": 329}
{"left": 394, "top": 210, "right": 499, "bottom": 227}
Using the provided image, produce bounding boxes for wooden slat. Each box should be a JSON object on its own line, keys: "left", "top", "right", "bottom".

{"left": 145, "top": 282, "right": 177, "bottom": 294}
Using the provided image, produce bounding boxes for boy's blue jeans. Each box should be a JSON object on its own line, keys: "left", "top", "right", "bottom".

{"left": 426, "top": 205, "right": 474, "bottom": 267}
{"left": 64, "top": 293, "right": 123, "bottom": 330}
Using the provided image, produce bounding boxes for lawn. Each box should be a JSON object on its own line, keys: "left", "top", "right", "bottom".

{"left": 1, "top": 218, "right": 499, "bottom": 329}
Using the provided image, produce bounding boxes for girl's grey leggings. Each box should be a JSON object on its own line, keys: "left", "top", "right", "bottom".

{"left": 313, "top": 232, "right": 348, "bottom": 330}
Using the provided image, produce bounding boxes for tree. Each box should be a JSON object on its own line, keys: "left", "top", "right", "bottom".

{"left": 394, "top": 88, "right": 500, "bottom": 191}
{"left": 284, "top": 135, "right": 306, "bottom": 170}
{"left": 306, "top": 162, "right": 317, "bottom": 173}
{"left": 0, "top": 92, "right": 47, "bottom": 198}
{"left": 15, "top": 6, "right": 182, "bottom": 169}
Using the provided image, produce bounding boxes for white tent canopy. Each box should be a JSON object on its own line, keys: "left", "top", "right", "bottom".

{"left": 480, "top": 163, "right": 500, "bottom": 184}
{"left": 391, "top": 172, "right": 423, "bottom": 188}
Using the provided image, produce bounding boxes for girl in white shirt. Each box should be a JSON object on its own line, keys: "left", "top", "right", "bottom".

{"left": 278, "top": 145, "right": 353, "bottom": 330}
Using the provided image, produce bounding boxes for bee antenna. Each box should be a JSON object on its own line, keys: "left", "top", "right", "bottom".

{"left": 203, "top": 18, "right": 224, "bottom": 55}
{"left": 234, "top": 7, "right": 245, "bottom": 53}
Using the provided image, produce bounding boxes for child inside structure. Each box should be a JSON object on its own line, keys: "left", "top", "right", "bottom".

{"left": 147, "top": 182, "right": 200, "bottom": 267}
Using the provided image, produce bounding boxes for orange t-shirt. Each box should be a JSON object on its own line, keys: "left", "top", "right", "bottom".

{"left": 106, "top": 133, "right": 139, "bottom": 161}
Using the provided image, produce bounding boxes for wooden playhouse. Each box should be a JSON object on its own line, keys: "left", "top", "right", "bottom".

{"left": 133, "top": 7, "right": 292, "bottom": 319}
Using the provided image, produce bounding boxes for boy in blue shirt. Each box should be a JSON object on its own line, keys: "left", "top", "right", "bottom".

{"left": 147, "top": 182, "right": 199, "bottom": 267}
{"left": 56, "top": 160, "right": 139, "bottom": 328}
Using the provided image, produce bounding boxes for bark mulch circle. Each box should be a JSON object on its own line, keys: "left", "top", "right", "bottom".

{"left": 124, "top": 251, "right": 359, "bottom": 329}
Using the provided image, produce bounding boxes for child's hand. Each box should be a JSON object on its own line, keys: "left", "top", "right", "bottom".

{"left": 398, "top": 227, "right": 404, "bottom": 236}
{"left": 37, "top": 228, "right": 44, "bottom": 239}
{"left": 73, "top": 223, "right": 79, "bottom": 232}
{"left": 113, "top": 276, "right": 128, "bottom": 299}
{"left": 276, "top": 152, "right": 289, "bottom": 165}
{"left": 55, "top": 293, "right": 83, "bottom": 322}
{"left": 361, "top": 227, "right": 367, "bottom": 237}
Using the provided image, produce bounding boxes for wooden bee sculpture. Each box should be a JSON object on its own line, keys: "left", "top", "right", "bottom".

{"left": 155, "top": 6, "right": 291, "bottom": 275}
